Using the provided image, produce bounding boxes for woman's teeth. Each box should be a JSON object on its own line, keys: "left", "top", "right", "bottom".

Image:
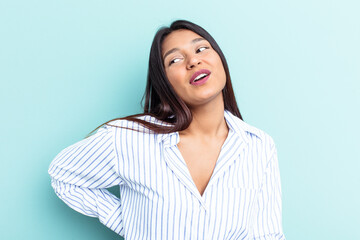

{"left": 194, "top": 73, "right": 208, "bottom": 82}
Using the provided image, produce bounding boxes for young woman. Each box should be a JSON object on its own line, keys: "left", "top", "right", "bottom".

{"left": 48, "top": 20, "right": 285, "bottom": 239}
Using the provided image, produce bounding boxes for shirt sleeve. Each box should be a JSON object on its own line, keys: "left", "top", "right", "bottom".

{"left": 251, "top": 141, "right": 286, "bottom": 240}
{"left": 48, "top": 124, "right": 124, "bottom": 235}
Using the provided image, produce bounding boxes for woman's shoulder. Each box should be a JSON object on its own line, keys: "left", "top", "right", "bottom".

{"left": 103, "top": 114, "right": 170, "bottom": 134}
{"left": 225, "top": 111, "right": 275, "bottom": 146}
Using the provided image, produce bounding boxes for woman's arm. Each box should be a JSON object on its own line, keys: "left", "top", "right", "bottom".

{"left": 48, "top": 125, "right": 124, "bottom": 235}
{"left": 251, "top": 141, "right": 286, "bottom": 240}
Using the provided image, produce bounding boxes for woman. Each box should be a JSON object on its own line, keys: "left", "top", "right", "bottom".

{"left": 48, "top": 20, "right": 285, "bottom": 239}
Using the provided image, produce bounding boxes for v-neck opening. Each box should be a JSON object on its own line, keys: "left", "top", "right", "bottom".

{"left": 174, "top": 126, "right": 234, "bottom": 199}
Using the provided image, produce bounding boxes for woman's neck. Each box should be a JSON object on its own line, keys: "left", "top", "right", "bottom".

{"left": 180, "top": 98, "right": 228, "bottom": 138}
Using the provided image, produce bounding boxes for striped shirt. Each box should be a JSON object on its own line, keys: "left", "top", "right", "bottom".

{"left": 48, "top": 110, "right": 285, "bottom": 240}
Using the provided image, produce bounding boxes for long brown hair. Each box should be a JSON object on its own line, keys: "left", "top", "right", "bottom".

{"left": 88, "top": 20, "right": 243, "bottom": 136}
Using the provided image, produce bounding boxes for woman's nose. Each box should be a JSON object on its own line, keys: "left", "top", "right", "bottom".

{"left": 186, "top": 55, "right": 201, "bottom": 69}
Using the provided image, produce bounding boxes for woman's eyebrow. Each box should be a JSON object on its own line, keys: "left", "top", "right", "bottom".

{"left": 163, "top": 37, "right": 206, "bottom": 60}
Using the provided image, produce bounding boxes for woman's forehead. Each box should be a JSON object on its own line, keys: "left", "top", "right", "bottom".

{"left": 162, "top": 30, "right": 206, "bottom": 57}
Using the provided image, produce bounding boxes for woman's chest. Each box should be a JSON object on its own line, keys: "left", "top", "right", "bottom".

{"left": 117, "top": 137, "right": 264, "bottom": 238}
{"left": 117, "top": 139, "right": 264, "bottom": 197}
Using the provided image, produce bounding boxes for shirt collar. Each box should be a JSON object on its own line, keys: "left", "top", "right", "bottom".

{"left": 157, "top": 110, "right": 262, "bottom": 146}
{"left": 224, "top": 110, "right": 263, "bottom": 144}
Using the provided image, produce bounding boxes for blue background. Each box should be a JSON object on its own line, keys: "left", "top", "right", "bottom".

{"left": 1, "top": 0, "right": 359, "bottom": 239}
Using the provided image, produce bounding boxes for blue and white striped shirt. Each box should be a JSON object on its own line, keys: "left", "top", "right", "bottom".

{"left": 48, "top": 110, "right": 285, "bottom": 239}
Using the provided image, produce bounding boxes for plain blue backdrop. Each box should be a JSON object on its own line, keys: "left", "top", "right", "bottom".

{"left": 1, "top": 0, "right": 359, "bottom": 239}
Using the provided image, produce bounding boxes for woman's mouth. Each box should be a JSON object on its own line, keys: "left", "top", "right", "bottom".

{"left": 190, "top": 69, "right": 211, "bottom": 86}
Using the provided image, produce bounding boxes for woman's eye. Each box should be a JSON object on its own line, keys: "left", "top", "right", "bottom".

{"left": 169, "top": 58, "right": 181, "bottom": 66}
{"left": 196, "top": 46, "right": 209, "bottom": 53}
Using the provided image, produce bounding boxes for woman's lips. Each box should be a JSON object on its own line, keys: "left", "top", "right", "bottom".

{"left": 189, "top": 69, "right": 211, "bottom": 86}
{"left": 190, "top": 74, "right": 210, "bottom": 86}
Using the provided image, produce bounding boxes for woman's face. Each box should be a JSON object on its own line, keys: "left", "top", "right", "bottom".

{"left": 162, "top": 29, "right": 226, "bottom": 108}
